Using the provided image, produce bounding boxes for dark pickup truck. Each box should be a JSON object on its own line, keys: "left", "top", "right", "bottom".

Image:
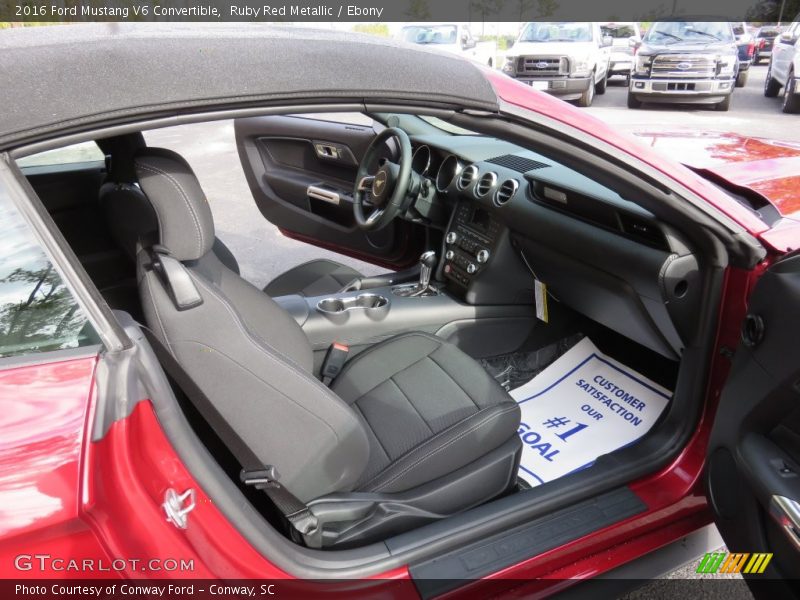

{"left": 628, "top": 21, "right": 739, "bottom": 111}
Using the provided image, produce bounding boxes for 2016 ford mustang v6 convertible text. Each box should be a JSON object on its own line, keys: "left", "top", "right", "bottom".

{"left": 1, "top": 24, "right": 799, "bottom": 598}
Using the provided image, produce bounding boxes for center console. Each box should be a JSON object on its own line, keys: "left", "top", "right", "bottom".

{"left": 442, "top": 200, "right": 503, "bottom": 289}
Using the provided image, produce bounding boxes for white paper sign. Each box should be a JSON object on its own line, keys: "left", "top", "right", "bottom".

{"left": 510, "top": 337, "right": 671, "bottom": 487}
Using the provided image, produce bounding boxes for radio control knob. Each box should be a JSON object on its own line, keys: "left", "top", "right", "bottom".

{"left": 445, "top": 250, "right": 454, "bottom": 260}
{"left": 446, "top": 231, "right": 458, "bottom": 245}
{"left": 467, "top": 263, "right": 477, "bottom": 274}
{"left": 477, "top": 249, "right": 490, "bottom": 264}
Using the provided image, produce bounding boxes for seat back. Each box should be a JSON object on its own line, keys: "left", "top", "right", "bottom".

{"left": 134, "top": 147, "right": 369, "bottom": 503}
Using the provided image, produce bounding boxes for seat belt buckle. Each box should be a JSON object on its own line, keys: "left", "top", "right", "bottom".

{"left": 240, "top": 466, "right": 280, "bottom": 489}
{"left": 321, "top": 342, "right": 349, "bottom": 385}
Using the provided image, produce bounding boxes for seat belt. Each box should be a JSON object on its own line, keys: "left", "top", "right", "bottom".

{"left": 141, "top": 327, "right": 319, "bottom": 537}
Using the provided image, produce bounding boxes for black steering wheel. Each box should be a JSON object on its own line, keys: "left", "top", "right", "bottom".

{"left": 353, "top": 127, "right": 413, "bottom": 231}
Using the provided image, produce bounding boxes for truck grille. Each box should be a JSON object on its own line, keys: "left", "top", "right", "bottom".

{"left": 651, "top": 54, "right": 717, "bottom": 78}
{"left": 517, "top": 56, "right": 569, "bottom": 77}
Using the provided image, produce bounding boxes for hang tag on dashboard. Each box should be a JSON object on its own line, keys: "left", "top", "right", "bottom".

{"left": 534, "top": 279, "right": 548, "bottom": 323}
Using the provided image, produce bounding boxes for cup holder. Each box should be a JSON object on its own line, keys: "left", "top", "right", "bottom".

{"left": 316, "top": 293, "right": 389, "bottom": 316}
{"left": 316, "top": 298, "right": 346, "bottom": 314}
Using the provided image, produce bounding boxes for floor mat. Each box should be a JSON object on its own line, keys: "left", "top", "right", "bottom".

{"left": 508, "top": 337, "right": 672, "bottom": 487}
{"left": 479, "top": 333, "right": 584, "bottom": 391}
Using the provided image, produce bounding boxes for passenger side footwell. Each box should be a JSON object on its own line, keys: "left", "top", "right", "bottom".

{"left": 503, "top": 337, "right": 672, "bottom": 487}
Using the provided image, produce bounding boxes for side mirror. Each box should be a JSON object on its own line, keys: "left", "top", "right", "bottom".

{"left": 602, "top": 35, "right": 614, "bottom": 47}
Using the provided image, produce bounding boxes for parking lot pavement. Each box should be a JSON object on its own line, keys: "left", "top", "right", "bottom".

{"left": 146, "top": 70, "right": 791, "bottom": 593}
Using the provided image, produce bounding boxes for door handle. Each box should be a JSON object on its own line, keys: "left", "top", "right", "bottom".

{"left": 314, "top": 143, "right": 340, "bottom": 160}
{"left": 307, "top": 185, "right": 340, "bottom": 205}
{"left": 770, "top": 495, "right": 800, "bottom": 552}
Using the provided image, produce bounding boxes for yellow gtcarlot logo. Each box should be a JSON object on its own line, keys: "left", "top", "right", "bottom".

{"left": 696, "top": 551, "right": 773, "bottom": 574}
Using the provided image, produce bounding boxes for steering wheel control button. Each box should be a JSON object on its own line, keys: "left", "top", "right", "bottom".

{"left": 477, "top": 249, "right": 490, "bottom": 263}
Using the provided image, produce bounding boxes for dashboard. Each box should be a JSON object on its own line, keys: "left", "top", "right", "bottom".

{"left": 404, "top": 133, "right": 701, "bottom": 360}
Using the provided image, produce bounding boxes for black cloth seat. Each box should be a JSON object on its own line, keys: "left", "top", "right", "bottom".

{"left": 332, "top": 332, "right": 521, "bottom": 494}
{"left": 98, "top": 134, "right": 363, "bottom": 297}
{"left": 132, "top": 147, "right": 522, "bottom": 547}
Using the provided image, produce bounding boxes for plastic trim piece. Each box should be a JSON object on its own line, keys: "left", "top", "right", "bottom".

{"left": 409, "top": 487, "right": 646, "bottom": 598}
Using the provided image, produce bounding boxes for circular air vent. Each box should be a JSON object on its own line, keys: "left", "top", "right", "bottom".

{"left": 475, "top": 172, "right": 497, "bottom": 197}
{"left": 494, "top": 179, "right": 519, "bottom": 206}
{"left": 457, "top": 165, "right": 478, "bottom": 190}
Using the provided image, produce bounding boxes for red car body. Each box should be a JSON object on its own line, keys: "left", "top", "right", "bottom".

{"left": 0, "top": 67, "right": 797, "bottom": 596}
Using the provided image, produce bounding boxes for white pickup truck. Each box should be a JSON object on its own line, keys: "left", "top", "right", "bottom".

{"left": 765, "top": 19, "right": 800, "bottom": 113}
{"left": 398, "top": 23, "right": 497, "bottom": 67}
{"left": 501, "top": 22, "right": 612, "bottom": 107}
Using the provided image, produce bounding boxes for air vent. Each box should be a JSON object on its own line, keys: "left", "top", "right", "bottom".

{"left": 618, "top": 213, "right": 668, "bottom": 249}
{"left": 475, "top": 172, "right": 497, "bottom": 197}
{"left": 494, "top": 179, "right": 519, "bottom": 206}
{"left": 457, "top": 165, "right": 478, "bottom": 190}
{"left": 487, "top": 155, "right": 549, "bottom": 173}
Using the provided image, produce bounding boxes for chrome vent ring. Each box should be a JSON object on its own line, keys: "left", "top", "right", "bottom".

{"left": 475, "top": 172, "right": 497, "bottom": 197}
{"left": 494, "top": 179, "right": 519, "bottom": 206}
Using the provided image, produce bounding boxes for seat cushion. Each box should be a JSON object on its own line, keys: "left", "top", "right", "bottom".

{"left": 263, "top": 258, "right": 362, "bottom": 297}
{"left": 332, "top": 332, "right": 521, "bottom": 494}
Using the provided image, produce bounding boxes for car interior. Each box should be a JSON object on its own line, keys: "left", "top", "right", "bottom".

{"left": 18, "top": 108, "right": 736, "bottom": 573}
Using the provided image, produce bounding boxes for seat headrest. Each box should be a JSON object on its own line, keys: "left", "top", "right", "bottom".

{"left": 134, "top": 147, "right": 215, "bottom": 261}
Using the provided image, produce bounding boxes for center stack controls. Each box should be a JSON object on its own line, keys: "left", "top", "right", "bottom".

{"left": 443, "top": 201, "right": 501, "bottom": 288}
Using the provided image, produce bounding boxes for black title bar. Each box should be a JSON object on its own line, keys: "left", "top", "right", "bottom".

{"left": 3, "top": 0, "right": 798, "bottom": 23}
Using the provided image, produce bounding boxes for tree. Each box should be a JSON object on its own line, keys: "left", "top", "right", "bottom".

{"left": 405, "top": 0, "right": 431, "bottom": 20}
{"left": 470, "top": 0, "right": 506, "bottom": 35}
{"left": 516, "top": 0, "right": 535, "bottom": 20}
{"left": 0, "top": 265, "right": 86, "bottom": 355}
{"left": 536, "top": 0, "right": 558, "bottom": 17}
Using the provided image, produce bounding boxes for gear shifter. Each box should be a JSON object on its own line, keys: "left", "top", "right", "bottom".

{"left": 418, "top": 250, "right": 437, "bottom": 291}
{"left": 393, "top": 251, "right": 439, "bottom": 297}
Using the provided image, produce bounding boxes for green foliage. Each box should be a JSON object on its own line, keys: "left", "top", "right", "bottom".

{"left": 352, "top": 23, "right": 390, "bottom": 38}
{"left": 481, "top": 33, "right": 518, "bottom": 51}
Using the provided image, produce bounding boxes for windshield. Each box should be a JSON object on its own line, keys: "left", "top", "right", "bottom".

{"left": 600, "top": 24, "right": 636, "bottom": 38}
{"left": 644, "top": 22, "right": 734, "bottom": 44}
{"left": 519, "top": 22, "right": 592, "bottom": 43}
{"left": 401, "top": 25, "right": 458, "bottom": 45}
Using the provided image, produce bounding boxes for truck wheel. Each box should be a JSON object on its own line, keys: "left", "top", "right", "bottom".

{"left": 735, "top": 69, "right": 749, "bottom": 88}
{"left": 627, "top": 90, "right": 642, "bottom": 109}
{"left": 782, "top": 72, "right": 800, "bottom": 114}
{"left": 596, "top": 73, "right": 608, "bottom": 95}
{"left": 576, "top": 78, "right": 595, "bottom": 107}
{"left": 764, "top": 65, "right": 781, "bottom": 97}
{"left": 715, "top": 95, "right": 732, "bottom": 112}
